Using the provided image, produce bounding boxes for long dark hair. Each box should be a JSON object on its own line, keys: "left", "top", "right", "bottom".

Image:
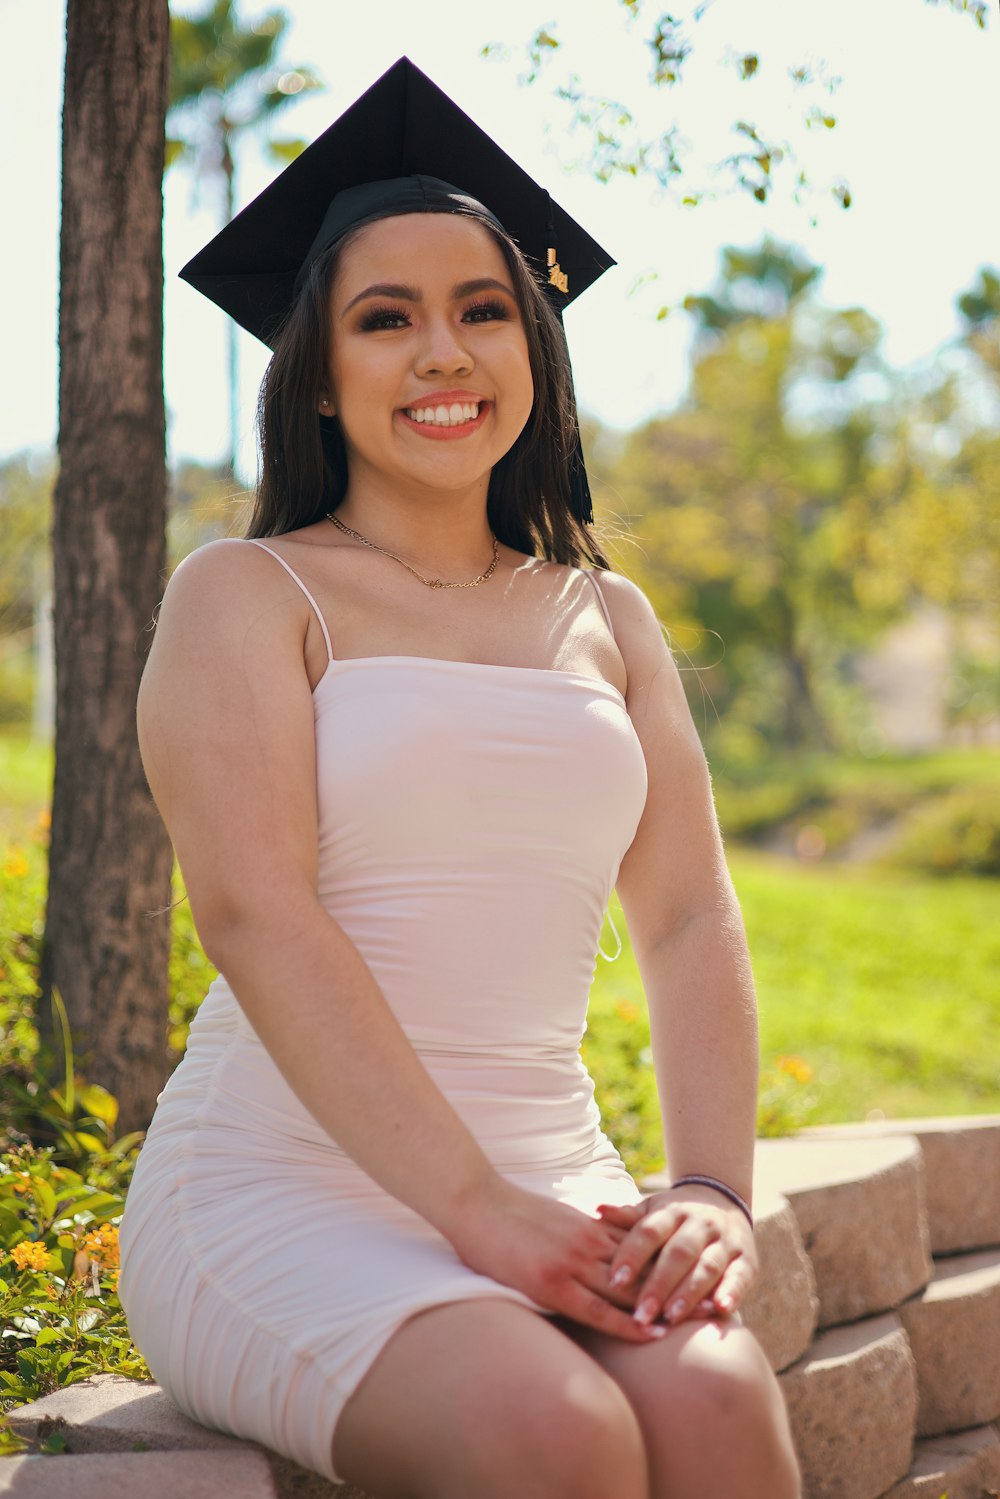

{"left": 248, "top": 206, "right": 610, "bottom": 569}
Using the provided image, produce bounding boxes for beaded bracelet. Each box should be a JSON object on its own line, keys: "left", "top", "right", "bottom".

{"left": 670, "top": 1173, "right": 754, "bottom": 1229}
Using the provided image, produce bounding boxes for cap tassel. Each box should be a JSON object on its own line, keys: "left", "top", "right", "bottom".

{"left": 547, "top": 246, "right": 569, "bottom": 296}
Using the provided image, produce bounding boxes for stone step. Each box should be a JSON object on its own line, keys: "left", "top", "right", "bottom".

{"left": 754, "top": 1135, "right": 933, "bottom": 1328}
{"left": 805, "top": 1114, "right": 1000, "bottom": 1256}
{"left": 3, "top": 1374, "right": 362, "bottom": 1499}
{"left": 0, "top": 1449, "right": 279, "bottom": 1497}
{"left": 778, "top": 1313, "right": 918, "bottom": 1499}
{"left": 731, "top": 1194, "right": 819, "bottom": 1373}
{"left": 880, "top": 1423, "right": 1000, "bottom": 1499}
{"left": 896, "top": 1246, "right": 1000, "bottom": 1438}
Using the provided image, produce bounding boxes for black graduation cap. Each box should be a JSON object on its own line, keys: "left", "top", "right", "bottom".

{"left": 179, "top": 55, "right": 616, "bottom": 349}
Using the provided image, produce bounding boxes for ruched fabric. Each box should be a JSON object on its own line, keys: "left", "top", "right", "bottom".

{"left": 118, "top": 548, "right": 649, "bottom": 1484}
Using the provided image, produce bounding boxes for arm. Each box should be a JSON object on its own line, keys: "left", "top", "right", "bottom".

{"left": 590, "top": 572, "right": 760, "bottom": 1323}
{"left": 138, "top": 541, "right": 660, "bottom": 1342}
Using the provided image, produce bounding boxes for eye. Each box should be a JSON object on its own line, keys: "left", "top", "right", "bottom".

{"left": 358, "top": 304, "right": 411, "bottom": 332}
{"left": 462, "top": 297, "right": 513, "bottom": 324}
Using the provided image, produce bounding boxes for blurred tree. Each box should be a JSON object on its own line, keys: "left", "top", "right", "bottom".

{"left": 167, "top": 0, "right": 322, "bottom": 474}
{"left": 167, "top": 460, "right": 253, "bottom": 566}
{"left": 496, "top": 0, "right": 987, "bottom": 222}
{"left": 42, "top": 0, "right": 174, "bottom": 1132}
{"left": 598, "top": 241, "right": 913, "bottom": 754}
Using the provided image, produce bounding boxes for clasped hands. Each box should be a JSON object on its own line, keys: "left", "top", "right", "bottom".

{"left": 595, "top": 1185, "right": 757, "bottom": 1333}
{"left": 454, "top": 1178, "right": 757, "bottom": 1346}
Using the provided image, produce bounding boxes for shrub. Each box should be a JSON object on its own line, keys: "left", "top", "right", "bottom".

{"left": 883, "top": 789, "right": 1000, "bottom": 878}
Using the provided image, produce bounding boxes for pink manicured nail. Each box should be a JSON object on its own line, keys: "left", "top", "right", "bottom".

{"left": 634, "top": 1297, "right": 658, "bottom": 1325}
{"left": 611, "top": 1265, "right": 633, "bottom": 1288}
{"left": 667, "top": 1299, "right": 686, "bottom": 1322}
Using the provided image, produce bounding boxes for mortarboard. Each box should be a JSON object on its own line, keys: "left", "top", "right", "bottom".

{"left": 180, "top": 56, "right": 615, "bottom": 522}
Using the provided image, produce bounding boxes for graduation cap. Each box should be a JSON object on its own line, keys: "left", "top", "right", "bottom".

{"left": 180, "top": 56, "right": 614, "bottom": 522}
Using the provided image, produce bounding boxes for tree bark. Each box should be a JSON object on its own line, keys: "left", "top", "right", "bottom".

{"left": 42, "top": 0, "right": 174, "bottom": 1133}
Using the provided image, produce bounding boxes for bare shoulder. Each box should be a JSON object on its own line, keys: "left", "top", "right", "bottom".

{"left": 154, "top": 537, "right": 308, "bottom": 642}
{"left": 142, "top": 537, "right": 314, "bottom": 714}
{"left": 587, "top": 569, "right": 681, "bottom": 704}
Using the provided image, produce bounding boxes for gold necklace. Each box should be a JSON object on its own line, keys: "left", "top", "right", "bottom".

{"left": 326, "top": 512, "right": 500, "bottom": 590}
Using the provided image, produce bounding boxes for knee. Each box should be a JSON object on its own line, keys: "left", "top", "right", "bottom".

{"left": 521, "top": 1368, "right": 648, "bottom": 1499}
{"left": 676, "top": 1323, "right": 781, "bottom": 1426}
{"left": 673, "top": 1325, "right": 800, "bottom": 1488}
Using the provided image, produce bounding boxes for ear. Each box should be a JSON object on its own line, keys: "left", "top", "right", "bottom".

{"left": 317, "top": 393, "right": 335, "bottom": 416}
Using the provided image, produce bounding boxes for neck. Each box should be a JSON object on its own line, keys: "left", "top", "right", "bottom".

{"left": 334, "top": 473, "right": 495, "bottom": 574}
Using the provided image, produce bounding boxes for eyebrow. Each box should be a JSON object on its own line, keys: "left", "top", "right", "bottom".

{"left": 341, "top": 277, "right": 515, "bottom": 315}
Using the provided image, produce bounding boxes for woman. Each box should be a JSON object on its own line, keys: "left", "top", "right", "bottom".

{"left": 119, "top": 58, "right": 800, "bottom": 1499}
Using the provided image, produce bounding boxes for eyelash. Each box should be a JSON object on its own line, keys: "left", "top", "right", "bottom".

{"left": 357, "top": 297, "right": 512, "bottom": 333}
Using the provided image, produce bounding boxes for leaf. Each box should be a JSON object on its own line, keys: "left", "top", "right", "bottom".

{"left": 32, "top": 1178, "right": 57, "bottom": 1223}
{"left": 34, "top": 1327, "right": 63, "bottom": 1347}
{"left": 78, "top": 1085, "right": 118, "bottom": 1128}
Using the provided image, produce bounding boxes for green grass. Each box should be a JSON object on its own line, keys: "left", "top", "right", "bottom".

{"left": 586, "top": 857, "right": 1000, "bottom": 1174}
{"left": 0, "top": 732, "right": 51, "bottom": 841}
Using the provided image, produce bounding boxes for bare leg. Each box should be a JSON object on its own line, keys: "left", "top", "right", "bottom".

{"left": 568, "top": 1314, "right": 801, "bottom": 1499}
{"left": 333, "top": 1299, "right": 650, "bottom": 1499}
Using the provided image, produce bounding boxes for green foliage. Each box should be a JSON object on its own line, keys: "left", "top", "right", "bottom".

{"left": 0, "top": 820, "right": 150, "bottom": 1424}
{"left": 0, "top": 1139, "right": 149, "bottom": 1412}
{"left": 883, "top": 788, "right": 1000, "bottom": 877}
{"left": 0, "top": 456, "right": 54, "bottom": 729}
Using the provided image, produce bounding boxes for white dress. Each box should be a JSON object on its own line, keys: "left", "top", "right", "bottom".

{"left": 118, "top": 542, "right": 649, "bottom": 1484}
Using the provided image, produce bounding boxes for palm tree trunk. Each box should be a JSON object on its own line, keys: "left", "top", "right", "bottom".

{"left": 42, "top": 0, "right": 174, "bottom": 1133}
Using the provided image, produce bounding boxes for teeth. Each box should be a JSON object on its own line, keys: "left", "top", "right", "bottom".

{"left": 405, "top": 401, "right": 481, "bottom": 426}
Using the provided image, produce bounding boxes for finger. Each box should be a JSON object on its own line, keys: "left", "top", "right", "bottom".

{"left": 607, "top": 1203, "right": 686, "bottom": 1290}
{"left": 658, "top": 1244, "right": 731, "bottom": 1325}
{"left": 611, "top": 1205, "right": 695, "bottom": 1301}
{"left": 564, "top": 1282, "right": 669, "bottom": 1344}
{"left": 710, "top": 1252, "right": 757, "bottom": 1315}
{"left": 629, "top": 1225, "right": 720, "bottom": 1326}
{"left": 595, "top": 1202, "right": 646, "bottom": 1228}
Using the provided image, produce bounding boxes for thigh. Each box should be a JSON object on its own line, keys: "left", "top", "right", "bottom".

{"left": 333, "top": 1299, "right": 649, "bottom": 1499}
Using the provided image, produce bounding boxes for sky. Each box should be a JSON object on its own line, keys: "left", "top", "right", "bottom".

{"left": 4, "top": 0, "right": 999, "bottom": 481}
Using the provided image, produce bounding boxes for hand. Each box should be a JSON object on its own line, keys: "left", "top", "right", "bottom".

{"left": 595, "top": 1185, "right": 758, "bottom": 1329}
{"left": 448, "top": 1176, "right": 672, "bottom": 1345}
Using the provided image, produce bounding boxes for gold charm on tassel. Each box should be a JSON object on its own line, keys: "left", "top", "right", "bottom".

{"left": 547, "top": 247, "right": 569, "bottom": 295}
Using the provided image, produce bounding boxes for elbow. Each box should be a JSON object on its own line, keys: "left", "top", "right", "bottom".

{"left": 188, "top": 879, "right": 319, "bottom": 972}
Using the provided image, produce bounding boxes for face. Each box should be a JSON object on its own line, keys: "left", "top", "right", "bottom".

{"left": 320, "top": 214, "right": 534, "bottom": 499}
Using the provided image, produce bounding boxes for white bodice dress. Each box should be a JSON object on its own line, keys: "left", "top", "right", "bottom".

{"left": 118, "top": 541, "right": 649, "bottom": 1484}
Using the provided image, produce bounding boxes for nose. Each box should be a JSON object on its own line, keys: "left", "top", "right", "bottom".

{"left": 413, "top": 312, "right": 473, "bottom": 378}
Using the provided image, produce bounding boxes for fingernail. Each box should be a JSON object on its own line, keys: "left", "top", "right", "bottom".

{"left": 646, "top": 1324, "right": 668, "bottom": 1338}
{"left": 667, "top": 1298, "right": 686, "bottom": 1322}
{"left": 634, "top": 1297, "right": 657, "bottom": 1325}
{"left": 611, "top": 1265, "right": 633, "bottom": 1288}
{"left": 716, "top": 1293, "right": 733, "bottom": 1311}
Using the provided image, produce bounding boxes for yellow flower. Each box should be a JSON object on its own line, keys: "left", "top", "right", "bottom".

{"left": 10, "top": 1173, "right": 34, "bottom": 1195}
{"left": 83, "top": 1223, "right": 120, "bottom": 1271}
{"left": 36, "top": 809, "right": 52, "bottom": 831}
{"left": 8, "top": 1240, "right": 54, "bottom": 1272}
{"left": 2, "top": 849, "right": 28, "bottom": 879}
{"left": 776, "top": 1055, "right": 813, "bottom": 1085}
{"left": 614, "top": 999, "right": 639, "bottom": 1023}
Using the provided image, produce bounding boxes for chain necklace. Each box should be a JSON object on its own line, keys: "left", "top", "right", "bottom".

{"left": 326, "top": 512, "right": 499, "bottom": 590}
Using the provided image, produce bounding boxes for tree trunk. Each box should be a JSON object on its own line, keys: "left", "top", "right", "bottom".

{"left": 42, "top": 0, "right": 174, "bottom": 1133}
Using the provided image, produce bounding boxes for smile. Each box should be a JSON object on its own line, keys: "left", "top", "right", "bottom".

{"left": 398, "top": 401, "right": 490, "bottom": 438}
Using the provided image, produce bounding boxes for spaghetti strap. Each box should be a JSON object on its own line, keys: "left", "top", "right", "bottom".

{"left": 245, "top": 539, "right": 334, "bottom": 664}
{"left": 582, "top": 569, "right": 615, "bottom": 641}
